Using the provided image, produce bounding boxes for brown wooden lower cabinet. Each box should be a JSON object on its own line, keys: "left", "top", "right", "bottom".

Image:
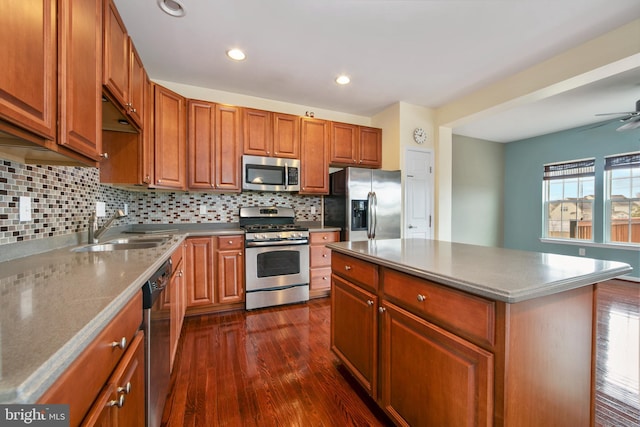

{"left": 380, "top": 302, "right": 493, "bottom": 427}
{"left": 185, "top": 235, "right": 245, "bottom": 315}
{"left": 331, "top": 252, "right": 596, "bottom": 427}
{"left": 331, "top": 275, "right": 378, "bottom": 396}
{"left": 81, "top": 331, "right": 145, "bottom": 427}
{"left": 309, "top": 230, "right": 340, "bottom": 298}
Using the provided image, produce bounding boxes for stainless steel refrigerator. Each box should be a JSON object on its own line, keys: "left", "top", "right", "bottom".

{"left": 324, "top": 168, "right": 401, "bottom": 241}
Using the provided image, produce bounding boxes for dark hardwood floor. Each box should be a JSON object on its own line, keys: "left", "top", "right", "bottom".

{"left": 595, "top": 280, "right": 640, "bottom": 427}
{"left": 161, "top": 298, "right": 391, "bottom": 426}
{"left": 163, "top": 281, "right": 639, "bottom": 427}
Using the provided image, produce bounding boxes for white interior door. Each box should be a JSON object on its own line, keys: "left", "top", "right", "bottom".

{"left": 404, "top": 148, "right": 433, "bottom": 239}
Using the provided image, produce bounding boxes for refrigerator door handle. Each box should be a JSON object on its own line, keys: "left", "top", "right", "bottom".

{"left": 371, "top": 191, "right": 377, "bottom": 239}
{"left": 367, "top": 192, "right": 373, "bottom": 239}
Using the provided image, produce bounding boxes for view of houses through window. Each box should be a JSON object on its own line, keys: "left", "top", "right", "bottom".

{"left": 543, "top": 159, "right": 595, "bottom": 240}
{"left": 606, "top": 152, "right": 640, "bottom": 244}
{"left": 543, "top": 153, "right": 640, "bottom": 245}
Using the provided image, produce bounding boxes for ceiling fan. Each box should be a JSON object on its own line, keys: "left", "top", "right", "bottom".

{"left": 595, "top": 99, "right": 640, "bottom": 131}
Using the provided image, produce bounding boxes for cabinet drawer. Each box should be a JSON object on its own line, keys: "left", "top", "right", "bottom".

{"left": 216, "top": 235, "right": 243, "bottom": 250}
{"left": 332, "top": 252, "right": 378, "bottom": 293}
{"left": 310, "top": 245, "right": 332, "bottom": 268}
{"left": 310, "top": 267, "right": 332, "bottom": 291}
{"left": 382, "top": 268, "right": 495, "bottom": 348}
{"left": 310, "top": 231, "right": 339, "bottom": 244}
{"left": 39, "top": 292, "right": 143, "bottom": 426}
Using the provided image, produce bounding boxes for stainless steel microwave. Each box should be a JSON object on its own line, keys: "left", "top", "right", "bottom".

{"left": 242, "top": 155, "right": 301, "bottom": 192}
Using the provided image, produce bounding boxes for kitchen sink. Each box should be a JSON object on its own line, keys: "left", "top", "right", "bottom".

{"left": 105, "top": 236, "right": 170, "bottom": 244}
{"left": 72, "top": 241, "right": 163, "bottom": 252}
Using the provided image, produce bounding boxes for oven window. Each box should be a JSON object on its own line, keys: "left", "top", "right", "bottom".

{"left": 247, "top": 165, "right": 284, "bottom": 185}
{"left": 256, "top": 250, "right": 300, "bottom": 277}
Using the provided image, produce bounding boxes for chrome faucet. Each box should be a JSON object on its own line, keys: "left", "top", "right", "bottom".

{"left": 89, "top": 209, "right": 127, "bottom": 243}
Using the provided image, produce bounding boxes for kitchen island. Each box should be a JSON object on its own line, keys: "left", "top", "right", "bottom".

{"left": 327, "top": 238, "right": 633, "bottom": 427}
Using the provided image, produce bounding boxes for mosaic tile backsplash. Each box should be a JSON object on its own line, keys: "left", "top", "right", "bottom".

{"left": 0, "top": 159, "right": 321, "bottom": 245}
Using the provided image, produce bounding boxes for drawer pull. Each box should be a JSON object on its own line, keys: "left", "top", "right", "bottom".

{"left": 323, "top": 236, "right": 328, "bottom": 240}
{"left": 344, "top": 265, "right": 352, "bottom": 271}
{"left": 378, "top": 306, "right": 386, "bottom": 313}
{"left": 323, "top": 276, "right": 328, "bottom": 280}
{"left": 108, "top": 395, "right": 125, "bottom": 408}
{"left": 322, "top": 254, "right": 327, "bottom": 258}
{"left": 228, "top": 240, "right": 233, "bottom": 244}
{"left": 111, "top": 337, "right": 126, "bottom": 350}
{"left": 117, "top": 382, "right": 131, "bottom": 395}
{"left": 367, "top": 300, "right": 374, "bottom": 306}
{"left": 417, "top": 294, "right": 427, "bottom": 302}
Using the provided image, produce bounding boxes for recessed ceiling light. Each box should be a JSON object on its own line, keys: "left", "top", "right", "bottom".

{"left": 336, "top": 75, "right": 351, "bottom": 85}
{"left": 226, "top": 49, "right": 246, "bottom": 61}
{"left": 158, "top": 0, "right": 186, "bottom": 17}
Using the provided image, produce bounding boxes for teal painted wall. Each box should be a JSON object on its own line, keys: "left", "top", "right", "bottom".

{"left": 504, "top": 120, "right": 640, "bottom": 279}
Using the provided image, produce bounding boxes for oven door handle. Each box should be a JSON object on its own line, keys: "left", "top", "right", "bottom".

{"left": 246, "top": 240, "right": 309, "bottom": 247}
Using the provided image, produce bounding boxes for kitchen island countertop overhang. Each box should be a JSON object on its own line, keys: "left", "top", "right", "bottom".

{"left": 326, "top": 238, "right": 633, "bottom": 303}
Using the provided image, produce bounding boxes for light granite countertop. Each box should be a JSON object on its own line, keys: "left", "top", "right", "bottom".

{"left": 327, "top": 239, "right": 633, "bottom": 303}
{"left": 0, "top": 224, "right": 247, "bottom": 404}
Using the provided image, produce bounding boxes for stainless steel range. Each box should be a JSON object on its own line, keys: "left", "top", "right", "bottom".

{"left": 240, "top": 206, "right": 310, "bottom": 310}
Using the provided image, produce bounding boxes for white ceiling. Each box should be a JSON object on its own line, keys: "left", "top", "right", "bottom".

{"left": 113, "top": 0, "right": 640, "bottom": 142}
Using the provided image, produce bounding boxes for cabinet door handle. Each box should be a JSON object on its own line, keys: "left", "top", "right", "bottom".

{"left": 322, "top": 254, "right": 327, "bottom": 258}
{"left": 417, "top": 294, "right": 426, "bottom": 302}
{"left": 367, "top": 300, "right": 374, "bottom": 306}
{"left": 378, "top": 306, "right": 386, "bottom": 313}
{"left": 344, "top": 265, "right": 352, "bottom": 271}
{"left": 100, "top": 152, "right": 109, "bottom": 160}
{"left": 117, "top": 382, "right": 131, "bottom": 395}
{"left": 322, "top": 276, "right": 328, "bottom": 280}
{"left": 238, "top": 252, "right": 242, "bottom": 256}
{"left": 111, "top": 337, "right": 126, "bottom": 349}
{"left": 108, "top": 395, "right": 125, "bottom": 408}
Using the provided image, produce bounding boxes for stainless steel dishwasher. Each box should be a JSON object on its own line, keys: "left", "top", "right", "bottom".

{"left": 141, "top": 259, "right": 172, "bottom": 427}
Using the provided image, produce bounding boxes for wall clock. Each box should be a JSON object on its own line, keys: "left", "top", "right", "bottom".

{"left": 413, "top": 127, "right": 427, "bottom": 144}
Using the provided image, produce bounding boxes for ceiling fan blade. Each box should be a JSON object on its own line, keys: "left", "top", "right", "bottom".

{"left": 616, "top": 119, "right": 640, "bottom": 131}
{"left": 595, "top": 112, "right": 635, "bottom": 116}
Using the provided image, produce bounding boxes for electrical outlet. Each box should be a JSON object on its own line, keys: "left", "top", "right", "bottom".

{"left": 579, "top": 248, "right": 586, "bottom": 256}
{"left": 311, "top": 206, "right": 317, "bottom": 214}
{"left": 199, "top": 205, "right": 207, "bottom": 215}
{"left": 96, "top": 201, "right": 106, "bottom": 217}
{"left": 123, "top": 203, "right": 128, "bottom": 216}
{"left": 19, "top": 196, "right": 31, "bottom": 222}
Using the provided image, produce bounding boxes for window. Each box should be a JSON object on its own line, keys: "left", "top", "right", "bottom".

{"left": 543, "top": 159, "right": 595, "bottom": 240}
{"left": 605, "top": 152, "right": 640, "bottom": 245}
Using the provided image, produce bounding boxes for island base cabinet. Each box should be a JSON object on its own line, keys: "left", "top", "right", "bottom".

{"left": 331, "top": 275, "right": 378, "bottom": 397}
{"left": 380, "top": 302, "right": 493, "bottom": 427}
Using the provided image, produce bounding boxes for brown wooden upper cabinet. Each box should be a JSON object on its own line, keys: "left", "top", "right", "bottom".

{"left": 0, "top": 0, "right": 102, "bottom": 166}
{"left": 103, "top": 0, "right": 144, "bottom": 129}
{"left": 300, "top": 117, "right": 329, "bottom": 195}
{"left": 330, "top": 122, "right": 382, "bottom": 168}
{"left": 243, "top": 108, "right": 300, "bottom": 159}
{"left": 0, "top": 1, "right": 57, "bottom": 141}
{"left": 188, "top": 100, "right": 242, "bottom": 192}
{"left": 154, "top": 84, "right": 186, "bottom": 189}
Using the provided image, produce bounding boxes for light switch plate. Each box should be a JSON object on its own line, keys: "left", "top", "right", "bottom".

{"left": 19, "top": 196, "right": 31, "bottom": 222}
{"left": 311, "top": 206, "right": 317, "bottom": 214}
{"left": 96, "top": 202, "right": 106, "bottom": 217}
{"left": 199, "top": 205, "right": 207, "bottom": 215}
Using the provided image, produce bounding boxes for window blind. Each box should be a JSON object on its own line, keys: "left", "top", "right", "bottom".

{"left": 604, "top": 152, "right": 640, "bottom": 171}
{"left": 543, "top": 159, "right": 595, "bottom": 180}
